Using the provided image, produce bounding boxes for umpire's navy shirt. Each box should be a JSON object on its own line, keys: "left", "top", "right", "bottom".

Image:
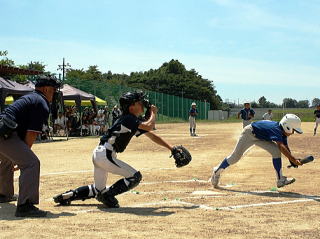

{"left": 2, "top": 90, "right": 50, "bottom": 141}
{"left": 251, "top": 120, "right": 288, "bottom": 145}
{"left": 239, "top": 108, "right": 255, "bottom": 120}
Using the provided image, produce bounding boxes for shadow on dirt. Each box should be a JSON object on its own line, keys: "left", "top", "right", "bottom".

{"left": 97, "top": 205, "right": 198, "bottom": 216}
{"left": 0, "top": 203, "right": 76, "bottom": 220}
{"left": 54, "top": 202, "right": 198, "bottom": 216}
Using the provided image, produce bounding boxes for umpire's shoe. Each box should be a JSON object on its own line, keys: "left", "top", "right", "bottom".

{"left": 0, "top": 194, "right": 18, "bottom": 203}
{"left": 96, "top": 193, "right": 120, "bottom": 208}
{"left": 15, "top": 201, "right": 47, "bottom": 217}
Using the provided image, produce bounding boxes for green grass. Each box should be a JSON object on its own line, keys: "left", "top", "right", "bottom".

{"left": 155, "top": 108, "right": 317, "bottom": 123}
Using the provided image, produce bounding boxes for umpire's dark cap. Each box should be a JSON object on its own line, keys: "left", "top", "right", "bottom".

{"left": 35, "top": 75, "right": 61, "bottom": 88}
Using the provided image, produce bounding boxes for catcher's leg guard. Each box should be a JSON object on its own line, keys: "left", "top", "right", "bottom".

{"left": 96, "top": 194, "right": 119, "bottom": 208}
{"left": 53, "top": 184, "right": 96, "bottom": 205}
{"left": 96, "top": 172, "right": 141, "bottom": 208}
{"left": 106, "top": 171, "right": 142, "bottom": 197}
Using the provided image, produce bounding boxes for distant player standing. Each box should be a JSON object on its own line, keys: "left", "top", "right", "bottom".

{"left": 210, "top": 114, "right": 303, "bottom": 189}
{"left": 313, "top": 104, "right": 320, "bottom": 136}
{"left": 189, "top": 102, "right": 198, "bottom": 136}
{"left": 238, "top": 102, "right": 255, "bottom": 128}
{"left": 262, "top": 109, "right": 273, "bottom": 120}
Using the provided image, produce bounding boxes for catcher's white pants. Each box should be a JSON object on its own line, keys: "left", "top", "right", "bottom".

{"left": 189, "top": 116, "right": 196, "bottom": 129}
{"left": 92, "top": 145, "right": 137, "bottom": 191}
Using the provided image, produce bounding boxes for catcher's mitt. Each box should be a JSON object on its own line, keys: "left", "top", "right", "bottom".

{"left": 287, "top": 155, "right": 314, "bottom": 168}
{"left": 170, "top": 146, "right": 192, "bottom": 168}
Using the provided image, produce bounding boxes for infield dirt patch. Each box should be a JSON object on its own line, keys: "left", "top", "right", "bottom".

{"left": 1, "top": 122, "right": 319, "bottom": 239}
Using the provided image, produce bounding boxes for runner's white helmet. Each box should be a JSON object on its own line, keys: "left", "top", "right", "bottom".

{"left": 280, "top": 114, "right": 303, "bottom": 134}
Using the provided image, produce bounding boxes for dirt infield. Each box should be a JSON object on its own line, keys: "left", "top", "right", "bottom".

{"left": 1, "top": 122, "right": 319, "bottom": 239}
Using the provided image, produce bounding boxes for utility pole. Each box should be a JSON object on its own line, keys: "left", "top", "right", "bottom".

{"left": 57, "top": 58, "right": 71, "bottom": 81}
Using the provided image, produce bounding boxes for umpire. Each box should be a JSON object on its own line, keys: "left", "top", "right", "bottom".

{"left": 0, "top": 75, "right": 60, "bottom": 217}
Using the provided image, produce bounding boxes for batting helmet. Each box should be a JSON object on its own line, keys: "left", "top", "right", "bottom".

{"left": 119, "top": 91, "right": 149, "bottom": 114}
{"left": 280, "top": 114, "right": 303, "bottom": 134}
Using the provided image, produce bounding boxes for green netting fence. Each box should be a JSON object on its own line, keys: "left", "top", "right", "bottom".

{"left": 68, "top": 80, "right": 209, "bottom": 121}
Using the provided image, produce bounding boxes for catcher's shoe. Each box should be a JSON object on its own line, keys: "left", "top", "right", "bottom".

{"left": 53, "top": 190, "right": 74, "bottom": 205}
{"left": 277, "top": 176, "right": 295, "bottom": 188}
{"left": 210, "top": 167, "right": 220, "bottom": 188}
{"left": 96, "top": 193, "right": 120, "bottom": 208}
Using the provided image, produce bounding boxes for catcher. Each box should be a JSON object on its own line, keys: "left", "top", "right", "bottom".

{"left": 53, "top": 91, "right": 191, "bottom": 208}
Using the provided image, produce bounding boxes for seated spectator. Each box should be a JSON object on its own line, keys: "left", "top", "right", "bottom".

{"left": 112, "top": 105, "right": 121, "bottom": 125}
{"left": 54, "top": 112, "right": 67, "bottom": 134}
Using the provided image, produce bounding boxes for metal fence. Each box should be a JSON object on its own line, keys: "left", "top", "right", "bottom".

{"left": 70, "top": 80, "right": 210, "bottom": 121}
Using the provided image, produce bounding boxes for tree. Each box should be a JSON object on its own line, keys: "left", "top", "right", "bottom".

{"left": 258, "top": 96, "right": 268, "bottom": 108}
{"left": 65, "top": 60, "right": 222, "bottom": 109}
{"left": 296, "top": 100, "right": 309, "bottom": 108}
{"left": 250, "top": 101, "right": 259, "bottom": 108}
{"left": 312, "top": 98, "right": 320, "bottom": 107}
{"left": 283, "top": 98, "right": 297, "bottom": 108}
{"left": 13, "top": 61, "right": 47, "bottom": 83}
{"left": 0, "top": 50, "right": 15, "bottom": 66}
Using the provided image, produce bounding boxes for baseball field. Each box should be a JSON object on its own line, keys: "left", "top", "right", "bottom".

{"left": 1, "top": 122, "right": 319, "bottom": 239}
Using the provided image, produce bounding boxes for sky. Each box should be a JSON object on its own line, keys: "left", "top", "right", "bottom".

{"left": 1, "top": 0, "right": 319, "bottom": 104}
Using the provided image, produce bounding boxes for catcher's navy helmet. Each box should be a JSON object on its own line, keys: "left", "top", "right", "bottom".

{"left": 119, "top": 91, "right": 149, "bottom": 114}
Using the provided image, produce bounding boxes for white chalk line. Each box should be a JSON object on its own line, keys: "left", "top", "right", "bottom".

{"left": 16, "top": 168, "right": 319, "bottom": 212}
{"left": 216, "top": 198, "right": 320, "bottom": 210}
{"left": 50, "top": 190, "right": 320, "bottom": 214}
{"left": 141, "top": 179, "right": 208, "bottom": 185}
{"left": 127, "top": 197, "right": 320, "bottom": 211}
{"left": 14, "top": 167, "right": 176, "bottom": 179}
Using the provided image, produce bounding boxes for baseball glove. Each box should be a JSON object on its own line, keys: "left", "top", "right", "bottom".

{"left": 287, "top": 155, "right": 314, "bottom": 168}
{"left": 170, "top": 146, "right": 192, "bottom": 168}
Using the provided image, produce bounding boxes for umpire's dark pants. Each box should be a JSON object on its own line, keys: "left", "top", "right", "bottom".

{"left": 0, "top": 132, "right": 40, "bottom": 205}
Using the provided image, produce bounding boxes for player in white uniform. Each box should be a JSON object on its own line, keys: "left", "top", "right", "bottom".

{"left": 53, "top": 92, "right": 175, "bottom": 208}
{"left": 262, "top": 109, "right": 273, "bottom": 120}
{"left": 189, "top": 102, "right": 198, "bottom": 136}
{"left": 313, "top": 105, "right": 320, "bottom": 136}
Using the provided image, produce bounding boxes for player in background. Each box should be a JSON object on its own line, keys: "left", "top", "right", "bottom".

{"left": 262, "top": 109, "right": 273, "bottom": 120}
{"left": 313, "top": 104, "right": 320, "bottom": 136}
{"left": 53, "top": 92, "right": 176, "bottom": 208}
{"left": 189, "top": 102, "right": 198, "bottom": 136}
{"left": 238, "top": 102, "right": 255, "bottom": 128}
{"left": 210, "top": 114, "right": 303, "bottom": 189}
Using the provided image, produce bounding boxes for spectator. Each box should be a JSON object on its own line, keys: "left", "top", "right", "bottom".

{"left": 112, "top": 105, "right": 121, "bottom": 125}
{"left": 53, "top": 112, "right": 67, "bottom": 134}
{"left": 263, "top": 109, "right": 273, "bottom": 120}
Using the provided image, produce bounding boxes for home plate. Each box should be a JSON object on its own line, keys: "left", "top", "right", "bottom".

{"left": 192, "top": 190, "right": 224, "bottom": 195}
